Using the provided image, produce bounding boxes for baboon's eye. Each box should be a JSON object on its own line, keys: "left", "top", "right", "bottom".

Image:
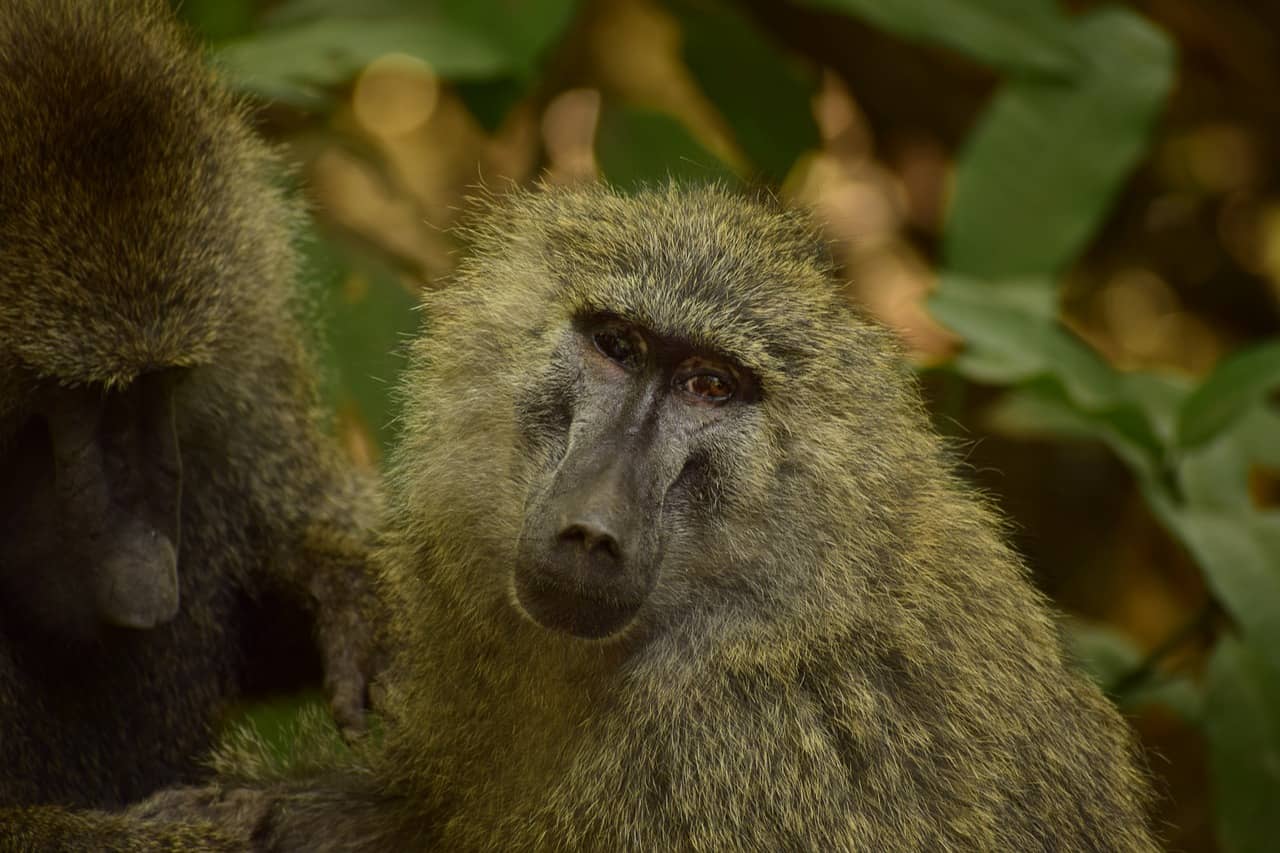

{"left": 675, "top": 362, "right": 737, "bottom": 404}
{"left": 592, "top": 324, "right": 645, "bottom": 370}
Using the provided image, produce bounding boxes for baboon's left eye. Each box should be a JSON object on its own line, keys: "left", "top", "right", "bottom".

{"left": 676, "top": 370, "right": 736, "bottom": 403}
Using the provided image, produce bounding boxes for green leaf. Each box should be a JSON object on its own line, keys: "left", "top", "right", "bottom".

{"left": 1179, "top": 406, "right": 1280, "bottom": 511}
{"left": 435, "top": 0, "right": 581, "bottom": 78}
{"left": 1119, "top": 371, "right": 1191, "bottom": 448}
{"left": 984, "top": 382, "right": 1160, "bottom": 478}
{"left": 301, "top": 231, "right": 420, "bottom": 452}
{"left": 1009, "top": 361, "right": 1280, "bottom": 683}
{"left": 445, "top": 0, "right": 583, "bottom": 127}
{"left": 670, "top": 0, "right": 819, "bottom": 183}
{"left": 216, "top": 0, "right": 578, "bottom": 106}
{"left": 929, "top": 276, "right": 1167, "bottom": 470}
{"left": 944, "top": 9, "right": 1175, "bottom": 278}
{"left": 985, "top": 383, "right": 1101, "bottom": 440}
{"left": 989, "top": 371, "right": 1187, "bottom": 470}
{"left": 798, "top": 0, "right": 1079, "bottom": 77}
{"left": 1177, "top": 339, "right": 1280, "bottom": 449}
{"left": 215, "top": 15, "right": 508, "bottom": 106}
{"left": 1151, "top": 501, "right": 1280, "bottom": 679}
{"left": 1205, "top": 637, "right": 1280, "bottom": 853}
{"left": 595, "top": 104, "right": 736, "bottom": 190}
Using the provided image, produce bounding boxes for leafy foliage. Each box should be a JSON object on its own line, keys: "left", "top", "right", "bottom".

{"left": 942, "top": 9, "right": 1174, "bottom": 278}
{"left": 595, "top": 104, "right": 733, "bottom": 188}
{"left": 801, "top": 0, "right": 1080, "bottom": 77}
{"left": 670, "top": 0, "right": 819, "bottom": 183}
{"left": 1206, "top": 638, "right": 1280, "bottom": 853}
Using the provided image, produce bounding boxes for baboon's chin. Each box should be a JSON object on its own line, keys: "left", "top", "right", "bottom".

{"left": 512, "top": 570, "right": 642, "bottom": 640}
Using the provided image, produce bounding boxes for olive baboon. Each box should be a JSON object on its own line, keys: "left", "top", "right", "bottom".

{"left": 370, "top": 184, "right": 1157, "bottom": 850}
{"left": 0, "top": 0, "right": 381, "bottom": 809}
{"left": 17, "top": 185, "right": 1157, "bottom": 850}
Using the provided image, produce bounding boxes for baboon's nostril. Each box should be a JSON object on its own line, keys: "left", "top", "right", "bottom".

{"left": 559, "top": 519, "right": 622, "bottom": 562}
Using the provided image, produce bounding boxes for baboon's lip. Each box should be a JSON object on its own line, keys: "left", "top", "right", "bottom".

{"left": 513, "top": 568, "right": 642, "bottom": 640}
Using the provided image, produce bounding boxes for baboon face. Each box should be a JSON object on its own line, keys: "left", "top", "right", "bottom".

{"left": 0, "top": 369, "right": 184, "bottom": 638}
{"left": 512, "top": 310, "right": 762, "bottom": 640}
{"left": 405, "top": 187, "right": 857, "bottom": 644}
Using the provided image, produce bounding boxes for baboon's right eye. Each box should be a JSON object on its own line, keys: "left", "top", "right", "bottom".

{"left": 592, "top": 325, "right": 645, "bottom": 371}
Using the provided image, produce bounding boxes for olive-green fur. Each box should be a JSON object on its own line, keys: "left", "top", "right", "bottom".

{"left": 112, "top": 184, "right": 1158, "bottom": 851}
{"left": 0, "top": 0, "right": 380, "bottom": 813}
{"left": 379, "top": 184, "right": 1157, "bottom": 850}
{"left": 0, "top": 0, "right": 282, "bottom": 388}
{"left": 0, "top": 806, "right": 238, "bottom": 853}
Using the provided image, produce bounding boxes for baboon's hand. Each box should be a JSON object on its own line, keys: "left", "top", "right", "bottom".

{"left": 307, "top": 549, "right": 387, "bottom": 740}
{"left": 130, "top": 785, "right": 226, "bottom": 821}
{"left": 317, "top": 588, "right": 386, "bottom": 740}
{"left": 130, "top": 783, "right": 271, "bottom": 833}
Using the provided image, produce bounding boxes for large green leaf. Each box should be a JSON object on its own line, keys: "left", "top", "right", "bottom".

{"left": 929, "top": 276, "right": 1166, "bottom": 470}
{"left": 938, "top": 300, "right": 1116, "bottom": 404}
{"left": 1119, "top": 370, "right": 1191, "bottom": 448}
{"left": 595, "top": 104, "right": 736, "bottom": 190}
{"left": 798, "top": 0, "right": 1078, "bottom": 77}
{"left": 219, "top": 0, "right": 577, "bottom": 109}
{"left": 1179, "top": 406, "right": 1280, "bottom": 511}
{"left": 216, "top": 16, "right": 506, "bottom": 106}
{"left": 446, "top": 0, "right": 582, "bottom": 128}
{"left": 435, "top": 0, "right": 581, "bottom": 78}
{"left": 984, "top": 381, "right": 1162, "bottom": 478}
{"left": 991, "top": 379, "right": 1280, "bottom": 679}
{"left": 265, "top": 0, "right": 578, "bottom": 76}
{"left": 1177, "top": 339, "right": 1280, "bottom": 450}
{"left": 984, "top": 369, "right": 1190, "bottom": 469}
{"left": 944, "top": 9, "right": 1174, "bottom": 278}
{"left": 1205, "top": 637, "right": 1280, "bottom": 853}
{"left": 1149, "top": 498, "right": 1280, "bottom": 679}
{"left": 670, "top": 0, "right": 819, "bottom": 183}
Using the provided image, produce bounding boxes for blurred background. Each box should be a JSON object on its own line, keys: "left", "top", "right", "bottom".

{"left": 169, "top": 0, "right": 1280, "bottom": 849}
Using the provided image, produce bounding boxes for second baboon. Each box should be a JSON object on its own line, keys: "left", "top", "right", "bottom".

{"left": 29, "top": 184, "right": 1156, "bottom": 850}
{"left": 0, "top": 0, "right": 380, "bottom": 810}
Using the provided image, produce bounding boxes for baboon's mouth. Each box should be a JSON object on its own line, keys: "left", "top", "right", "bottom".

{"left": 513, "top": 569, "right": 642, "bottom": 640}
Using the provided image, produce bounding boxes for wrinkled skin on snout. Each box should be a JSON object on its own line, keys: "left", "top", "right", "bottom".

{"left": 0, "top": 370, "right": 183, "bottom": 640}
{"left": 513, "top": 314, "right": 758, "bottom": 640}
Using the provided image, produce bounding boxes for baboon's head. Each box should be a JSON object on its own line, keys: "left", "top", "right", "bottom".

{"left": 393, "top": 185, "right": 922, "bottom": 645}
{"left": 0, "top": 0, "right": 290, "bottom": 391}
{"left": 0, "top": 0, "right": 296, "bottom": 637}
